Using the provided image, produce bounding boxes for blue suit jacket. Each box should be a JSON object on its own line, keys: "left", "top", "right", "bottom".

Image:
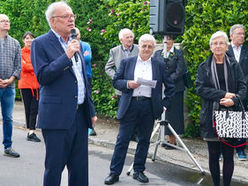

{"left": 113, "top": 56, "right": 175, "bottom": 120}
{"left": 31, "top": 30, "right": 95, "bottom": 129}
{"left": 227, "top": 45, "right": 248, "bottom": 84}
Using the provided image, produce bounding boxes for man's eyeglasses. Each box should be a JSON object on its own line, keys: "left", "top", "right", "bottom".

{"left": 0, "top": 20, "right": 10, "bottom": 24}
{"left": 52, "top": 14, "right": 77, "bottom": 20}
{"left": 233, "top": 32, "right": 245, "bottom": 36}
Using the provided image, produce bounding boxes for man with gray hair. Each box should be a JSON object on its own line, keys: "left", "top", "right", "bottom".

{"left": 227, "top": 24, "right": 248, "bottom": 161}
{"left": 105, "top": 28, "right": 139, "bottom": 97}
{"left": 104, "top": 34, "right": 175, "bottom": 185}
{"left": 0, "top": 14, "right": 21, "bottom": 158}
{"left": 31, "top": 1, "right": 96, "bottom": 186}
{"left": 105, "top": 28, "right": 139, "bottom": 142}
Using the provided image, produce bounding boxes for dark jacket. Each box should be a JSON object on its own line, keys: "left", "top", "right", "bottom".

{"left": 227, "top": 45, "right": 248, "bottom": 85}
{"left": 195, "top": 54, "right": 247, "bottom": 138}
{"left": 153, "top": 48, "right": 187, "bottom": 92}
{"left": 31, "top": 30, "right": 95, "bottom": 129}
{"left": 113, "top": 56, "right": 175, "bottom": 120}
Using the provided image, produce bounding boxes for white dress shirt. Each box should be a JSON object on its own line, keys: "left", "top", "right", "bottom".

{"left": 231, "top": 42, "right": 242, "bottom": 62}
{"left": 132, "top": 56, "right": 152, "bottom": 97}
{"left": 51, "top": 29, "right": 85, "bottom": 104}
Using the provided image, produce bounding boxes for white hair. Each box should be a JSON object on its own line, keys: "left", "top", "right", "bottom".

{"left": 229, "top": 24, "right": 245, "bottom": 36}
{"left": 118, "top": 28, "right": 134, "bottom": 40}
{"left": 138, "top": 34, "right": 156, "bottom": 46}
{"left": 209, "top": 31, "right": 229, "bottom": 45}
{"left": 45, "top": 1, "right": 70, "bottom": 28}
{"left": 0, "top": 14, "right": 9, "bottom": 18}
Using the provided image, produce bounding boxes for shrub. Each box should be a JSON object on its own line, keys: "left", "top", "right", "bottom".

{"left": 91, "top": 61, "right": 117, "bottom": 117}
{"left": 183, "top": 0, "right": 248, "bottom": 137}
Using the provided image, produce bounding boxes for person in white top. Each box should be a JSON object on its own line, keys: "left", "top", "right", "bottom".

{"left": 104, "top": 34, "right": 175, "bottom": 185}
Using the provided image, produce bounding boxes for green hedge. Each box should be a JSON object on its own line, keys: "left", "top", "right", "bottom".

{"left": 182, "top": 0, "right": 248, "bottom": 137}
{"left": 4, "top": 0, "right": 248, "bottom": 137}
{"left": 91, "top": 61, "right": 118, "bottom": 117}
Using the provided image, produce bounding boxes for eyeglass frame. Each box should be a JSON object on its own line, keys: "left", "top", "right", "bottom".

{"left": 52, "top": 14, "right": 77, "bottom": 20}
{"left": 211, "top": 41, "right": 227, "bottom": 46}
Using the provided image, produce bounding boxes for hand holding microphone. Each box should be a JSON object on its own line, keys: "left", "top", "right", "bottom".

{"left": 65, "top": 28, "right": 80, "bottom": 62}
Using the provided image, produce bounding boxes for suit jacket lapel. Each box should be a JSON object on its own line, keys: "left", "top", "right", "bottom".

{"left": 47, "top": 30, "right": 65, "bottom": 55}
{"left": 227, "top": 45, "right": 235, "bottom": 58}
{"left": 48, "top": 30, "right": 79, "bottom": 77}
{"left": 130, "top": 56, "right": 138, "bottom": 80}
{"left": 151, "top": 57, "right": 156, "bottom": 81}
{"left": 240, "top": 46, "right": 247, "bottom": 64}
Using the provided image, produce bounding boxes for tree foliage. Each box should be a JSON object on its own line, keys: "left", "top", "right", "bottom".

{"left": 183, "top": 0, "right": 248, "bottom": 137}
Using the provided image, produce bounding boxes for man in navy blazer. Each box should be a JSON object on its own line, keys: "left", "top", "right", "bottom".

{"left": 104, "top": 34, "right": 175, "bottom": 185}
{"left": 227, "top": 24, "right": 248, "bottom": 161}
{"left": 31, "top": 2, "right": 97, "bottom": 186}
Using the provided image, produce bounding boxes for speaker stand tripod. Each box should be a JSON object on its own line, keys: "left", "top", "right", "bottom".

{"left": 127, "top": 118, "right": 205, "bottom": 176}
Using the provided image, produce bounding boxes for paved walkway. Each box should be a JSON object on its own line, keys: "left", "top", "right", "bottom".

{"left": 7, "top": 102, "right": 248, "bottom": 184}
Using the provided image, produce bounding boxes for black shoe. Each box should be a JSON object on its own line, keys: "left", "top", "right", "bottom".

{"left": 89, "top": 129, "right": 97, "bottom": 136}
{"left": 104, "top": 174, "right": 119, "bottom": 185}
{"left": 27, "top": 133, "right": 41, "bottom": 142}
{"left": 4, "top": 147, "right": 20, "bottom": 158}
{"left": 161, "top": 142, "right": 176, "bottom": 150}
{"left": 133, "top": 171, "right": 149, "bottom": 183}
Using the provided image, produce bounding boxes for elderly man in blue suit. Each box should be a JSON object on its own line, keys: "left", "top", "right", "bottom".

{"left": 104, "top": 34, "right": 175, "bottom": 185}
{"left": 31, "top": 1, "right": 97, "bottom": 186}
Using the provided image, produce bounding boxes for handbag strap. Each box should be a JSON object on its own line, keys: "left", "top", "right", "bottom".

{"left": 236, "top": 95, "right": 246, "bottom": 111}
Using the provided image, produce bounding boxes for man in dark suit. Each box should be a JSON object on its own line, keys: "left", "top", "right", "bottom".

{"left": 104, "top": 34, "right": 175, "bottom": 185}
{"left": 31, "top": 2, "right": 97, "bottom": 186}
{"left": 227, "top": 24, "right": 248, "bottom": 161}
{"left": 105, "top": 28, "right": 139, "bottom": 142}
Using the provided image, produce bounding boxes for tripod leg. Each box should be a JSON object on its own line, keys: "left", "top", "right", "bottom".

{"left": 152, "top": 140, "right": 160, "bottom": 161}
{"left": 127, "top": 162, "right": 134, "bottom": 176}
{"left": 152, "top": 125, "right": 163, "bottom": 161}
{"left": 167, "top": 123, "right": 206, "bottom": 175}
{"left": 150, "top": 122, "right": 160, "bottom": 140}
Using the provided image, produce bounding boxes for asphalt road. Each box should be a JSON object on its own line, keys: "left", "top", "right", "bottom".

{"left": 0, "top": 126, "right": 247, "bottom": 186}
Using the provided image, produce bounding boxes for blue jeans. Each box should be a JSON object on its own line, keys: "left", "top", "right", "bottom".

{"left": 0, "top": 88, "right": 15, "bottom": 149}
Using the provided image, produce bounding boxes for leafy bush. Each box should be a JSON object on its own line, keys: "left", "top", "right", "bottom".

{"left": 103, "top": 0, "right": 150, "bottom": 46}
{"left": 183, "top": 0, "right": 248, "bottom": 137}
{"left": 91, "top": 61, "right": 117, "bottom": 117}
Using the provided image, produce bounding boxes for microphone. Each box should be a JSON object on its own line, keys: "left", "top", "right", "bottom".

{"left": 70, "top": 28, "right": 78, "bottom": 62}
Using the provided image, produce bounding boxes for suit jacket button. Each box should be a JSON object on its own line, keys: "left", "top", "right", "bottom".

{"left": 75, "top": 96, "right": 77, "bottom": 99}
{"left": 75, "top": 80, "right": 77, "bottom": 83}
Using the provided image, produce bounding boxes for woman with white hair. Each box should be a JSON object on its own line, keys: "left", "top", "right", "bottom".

{"left": 195, "top": 31, "right": 247, "bottom": 186}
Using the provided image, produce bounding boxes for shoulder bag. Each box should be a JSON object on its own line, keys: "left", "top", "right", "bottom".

{"left": 213, "top": 96, "right": 248, "bottom": 147}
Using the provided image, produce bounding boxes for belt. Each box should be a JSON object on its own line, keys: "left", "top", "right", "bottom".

{"left": 132, "top": 96, "right": 151, "bottom": 101}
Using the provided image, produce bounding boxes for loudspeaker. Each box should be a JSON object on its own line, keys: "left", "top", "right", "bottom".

{"left": 149, "top": 0, "right": 185, "bottom": 35}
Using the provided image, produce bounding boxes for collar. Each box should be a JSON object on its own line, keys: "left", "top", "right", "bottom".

{"left": 231, "top": 42, "right": 242, "bottom": 50}
{"left": 137, "top": 55, "right": 151, "bottom": 63}
{"left": 168, "top": 45, "right": 175, "bottom": 53}
{"left": 51, "top": 29, "right": 71, "bottom": 44}
{"left": 162, "top": 45, "right": 175, "bottom": 56}
{"left": 121, "top": 44, "right": 134, "bottom": 52}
